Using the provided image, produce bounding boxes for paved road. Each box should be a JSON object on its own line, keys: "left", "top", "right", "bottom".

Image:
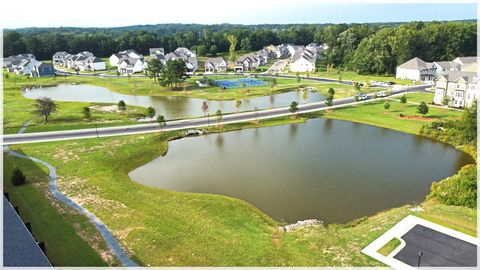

{"left": 394, "top": 225, "right": 477, "bottom": 267}
{"left": 3, "top": 85, "right": 429, "bottom": 145}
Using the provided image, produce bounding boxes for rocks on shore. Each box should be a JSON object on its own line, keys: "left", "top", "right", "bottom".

{"left": 279, "top": 219, "right": 323, "bottom": 232}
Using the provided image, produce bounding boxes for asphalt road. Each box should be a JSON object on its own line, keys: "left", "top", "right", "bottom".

{"left": 394, "top": 225, "right": 477, "bottom": 267}
{"left": 2, "top": 85, "right": 429, "bottom": 145}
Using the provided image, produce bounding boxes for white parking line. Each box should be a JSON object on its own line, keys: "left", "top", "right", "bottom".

{"left": 361, "top": 215, "right": 478, "bottom": 269}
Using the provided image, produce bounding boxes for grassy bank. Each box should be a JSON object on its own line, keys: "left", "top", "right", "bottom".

{"left": 3, "top": 75, "right": 148, "bottom": 134}
{"left": 3, "top": 153, "right": 114, "bottom": 266}
{"left": 5, "top": 107, "right": 475, "bottom": 266}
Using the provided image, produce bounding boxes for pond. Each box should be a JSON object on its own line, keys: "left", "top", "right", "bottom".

{"left": 128, "top": 118, "right": 473, "bottom": 224}
{"left": 22, "top": 84, "right": 323, "bottom": 119}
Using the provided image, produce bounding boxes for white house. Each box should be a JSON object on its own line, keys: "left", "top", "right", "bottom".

{"left": 14, "top": 58, "right": 40, "bottom": 75}
{"left": 117, "top": 58, "right": 145, "bottom": 74}
{"left": 234, "top": 54, "right": 260, "bottom": 72}
{"left": 204, "top": 57, "right": 228, "bottom": 73}
{"left": 165, "top": 49, "right": 198, "bottom": 72}
{"left": 109, "top": 50, "right": 144, "bottom": 67}
{"left": 395, "top": 57, "right": 436, "bottom": 82}
{"left": 87, "top": 57, "right": 106, "bottom": 71}
{"left": 289, "top": 49, "right": 316, "bottom": 72}
{"left": 433, "top": 71, "right": 478, "bottom": 108}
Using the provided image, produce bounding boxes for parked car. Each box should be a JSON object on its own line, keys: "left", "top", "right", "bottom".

{"left": 387, "top": 81, "right": 396, "bottom": 85}
{"left": 185, "top": 129, "right": 204, "bottom": 136}
{"left": 355, "top": 93, "right": 368, "bottom": 101}
{"left": 376, "top": 91, "right": 388, "bottom": 98}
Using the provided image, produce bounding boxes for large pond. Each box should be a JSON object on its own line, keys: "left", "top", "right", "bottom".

{"left": 129, "top": 118, "right": 473, "bottom": 224}
{"left": 23, "top": 84, "right": 323, "bottom": 119}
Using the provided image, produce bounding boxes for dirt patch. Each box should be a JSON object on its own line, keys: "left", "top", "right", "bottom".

{"left": 398, "top": 115, "right": 436, "bottom": 121}
{"left": 90, "top": 105, "right": 120, "bottom": 113}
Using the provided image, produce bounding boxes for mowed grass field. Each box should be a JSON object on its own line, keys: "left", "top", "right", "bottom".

{"left": 4, "top": 102, "right": 475, "bottom": 266}
{"left": 323, "top": 92, "right": 461, "bottom": 134}
{"left": 3, "top": 75, "right": 148, "bottom": 134}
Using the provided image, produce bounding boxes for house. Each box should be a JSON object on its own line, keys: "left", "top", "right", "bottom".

{"left": 432, "top": 61, "right": 461, "bottom": 76}
{"left": 31, "top": 62, "right": 55, "bottom": 77}
{"left": 254, "top": 49, "right": 272, "bottom": 66}
{"left": 289, "top": 49, "right": 317, "bottom": 72}
{"left": 86, "top": 57, "right": 106, "bottom": 71}
{"left": 433, "top": 71, "right": 478, "bottom": 108}
{"left": 117, "top": 58, "right": 145, "bottom": 74}
{"left": 204, "top": 57, "right": 227, "bottom": 73}
{"left": 272, "top": 44, "right": 289, "bottom": 59}
{"left": 3, "top": 54, "right": 36, "bottom": 72}
{"left": 52, "top": 51, "right": 69, "bottom": 65}
{"left": 395, "top": 57, "right": 436, "bottom": 82}
{"left": 14, "top": 58, "right": 40, "bottom": 75}
{"left": 462, "top": 63, "right": 478, "bottom": 73}
{"left": 234, "top": 54, "right": 260, "bottom": 72}
{"left": 149, "top": 48, "right": 165, "bottom": 57}
{"left": 165, "top": 49, "right": 198, "bottom": 72}
{"left": 453, "top": 56, "right": 477, "bottom": 67}
{"left": 109, "top": 50, "right": 144, "bottom": 67}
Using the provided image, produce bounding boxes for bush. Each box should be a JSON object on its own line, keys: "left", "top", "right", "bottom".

{"left": 428, "top": 165, "right": 477, "bottom": 208}
{"left": 400, "top": 95, "right": 407, "bottom": 103}
{"left": 11, "top": 168, "right": 26, "bottom": 186}
{"left": 117, "top": 100, "right": 126, "bottom": 111}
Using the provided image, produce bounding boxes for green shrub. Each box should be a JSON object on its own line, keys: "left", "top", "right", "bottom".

{"left": 11, "top": 168, "right": 26, "bottom": 186}
{"left": 428, "top": 165, "right": 477, "bottom": 208}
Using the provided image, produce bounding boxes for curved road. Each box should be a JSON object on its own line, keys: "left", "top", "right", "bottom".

{"left": 3, "top": 85, "right": 429, "bottom": 145}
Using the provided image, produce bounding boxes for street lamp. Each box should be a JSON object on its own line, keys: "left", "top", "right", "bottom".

{"left": 417, "top": 251, "right": 423, "bottom": 267}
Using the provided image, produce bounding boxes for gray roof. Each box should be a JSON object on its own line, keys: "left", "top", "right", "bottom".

{"left": 433, "top": 61, "right": 460, "bottom": 69}
{"left": 205, "top": 57, "right": 226, "bottom": 66}
{"left": 3, "top": 196, "right": 52, "bottom": 267}
{"left": 455, "top": 56, "right": 477, "bottom": 65}
{"left": 291, "top": 49, "right": 316, "bottom": 64}
{"left": 397, "top": 57, "right": 433, "bottom": 70}
{"left": 437, "top": 71, "right": 477, "bottom": 84}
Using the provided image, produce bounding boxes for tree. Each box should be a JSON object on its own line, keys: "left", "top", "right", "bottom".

{"left": 235, "top": 99, "right": 242, "bottom": 112}
{"left": 459, "top": 101, "right": 476, "bottom": 143}
{"left": 354, "top": 82, "right": 361, "bottom": 91}
{"left": 225, "top": 34, "right": 238, "bottom": 60}
{"left": 117, "top": 100, "right": 126, "bottom": 111}
{"left": 159, "top": 59, "right": 189, "bottom": 90}
{"left": 145, "top": 58, "right": 163, "bottom": 83}
{"left": 328, "top": 87, "right": 335, "bottom": 96}
{"left": 289, "top": 101, "right": 299, "bottom": 115}
{"left": 400, "top": 95, "right": 407, "bottom": 103}
{"left": 215, "top": 109, "right": 222, "bottom": 127}
{"left": 33, "top": 97, "right": 58, "bottom": 123}
{"left": 201, "top": 101, "right": 209, "bottom": 116}
{"left": 11, "top": 168, "right": 26, "bottom": 186}
{"left": 384, "top": 101, "right": 391, "bottom": 110}
{"left": 83, "top": 107, "right": 91, "bottom": 120}
{"left": 442, "top": 97, "right": 450, "bottom": 106}
{"left": 147, "top": 106, "right": 156, "bottom": 118}
{"left": 156, "top": 115, "right": 166, "bottom": 128}
{"left": 417, "top": 101, "right": 429, "bottom": 115}
{"left": 324, "top": 88, "right": 335, "bottom": 106}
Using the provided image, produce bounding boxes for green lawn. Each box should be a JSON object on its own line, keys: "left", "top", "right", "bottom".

{"left": 3, "top": 75, "right": 148, "bottom": 134}
{"left": 3, "top": 154, "right": 114, "bottom": 266}
{"left": 323, "top": 97, "right": 462, "bottom": 134}
{"left": 5, "top": 110, "right": 475, "bottom": 266}
{"left": 289, "top": 68, "right": 416, "bottom": 85}
{"left": 377, "top": 238, "right": 401, "bottom": 256}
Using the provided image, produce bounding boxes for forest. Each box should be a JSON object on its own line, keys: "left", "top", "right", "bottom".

{"left": 4, "top": 20, "right": 476, "bottom": 75}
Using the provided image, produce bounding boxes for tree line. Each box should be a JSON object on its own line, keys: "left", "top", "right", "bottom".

{"left": 4, "top": 21, "right": 476, "bottom": 75}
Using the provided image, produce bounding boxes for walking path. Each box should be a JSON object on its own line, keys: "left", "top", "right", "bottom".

{"left": 3, "top": 119, "right": 138, "bottom": 267}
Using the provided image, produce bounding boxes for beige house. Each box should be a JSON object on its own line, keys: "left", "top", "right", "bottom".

{"left": 433, "top": 71, "right": 478, "bottom": 108}
{"left": 395, "top": 57, "right": 436, "bottom": 82}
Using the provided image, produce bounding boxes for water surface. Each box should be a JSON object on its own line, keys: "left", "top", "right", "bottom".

{"left": 23, "top": 84, "right": 322, "bottom": 119}
{"left": 129, "top": 118, "right": 473, "bottom": 224}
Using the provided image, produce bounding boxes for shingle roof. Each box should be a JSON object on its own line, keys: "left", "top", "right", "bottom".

{"left": 455, "top": 56, "right": 477, "bottom": 65}
{"left": 434, "top": 61, "right": 461, "bottom": 69}
{"left": 3, "top": 196, "right": 52, "bottom": 267}
{"left": 437, "top": 71, "right": 477, "bottom": 84}
{"left": 397, "top": 57, "right": 433, "bottom": 70}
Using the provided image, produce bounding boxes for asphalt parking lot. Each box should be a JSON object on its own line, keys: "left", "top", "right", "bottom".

{"left": 394, "top": 224, "right": 477, "bottom": 267}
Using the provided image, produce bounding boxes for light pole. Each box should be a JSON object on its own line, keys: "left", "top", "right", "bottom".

{"left": 95, "top": 123, "right": 99, "bottom": 138}
{"left": 417, "top": 251, "right": 423, "bottom": 267}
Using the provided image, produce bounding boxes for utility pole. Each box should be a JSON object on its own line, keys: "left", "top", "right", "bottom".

{"left": 95, "top": 123, "right": 99, "bottom": 138}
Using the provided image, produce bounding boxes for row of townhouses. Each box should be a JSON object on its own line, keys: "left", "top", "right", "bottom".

{"left": 3, "top": 54, "right": 54, "bottom": 77}
{"left": 53, "top": 51, "right": 106, "bottom": 71}
{"left": 396, "top": 56, "right": 478, "bottom": 108}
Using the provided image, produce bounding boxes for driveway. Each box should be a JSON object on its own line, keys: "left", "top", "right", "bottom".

{"left": 394, "top": 224, "right": 477, "bottom": 267}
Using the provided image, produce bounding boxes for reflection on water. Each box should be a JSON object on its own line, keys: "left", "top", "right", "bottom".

{"left": 23, "top": 84, "right": 324, "bottom": 119}
{"left": 129, "top": 118, "right": 474, "bottom": 224}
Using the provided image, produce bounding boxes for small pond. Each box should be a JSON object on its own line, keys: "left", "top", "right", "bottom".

{"left": 129, "top": 118, "right": 473, "bottom": 224}
{"left": 23, "top": 84, "right": 322, "bottom": 119}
